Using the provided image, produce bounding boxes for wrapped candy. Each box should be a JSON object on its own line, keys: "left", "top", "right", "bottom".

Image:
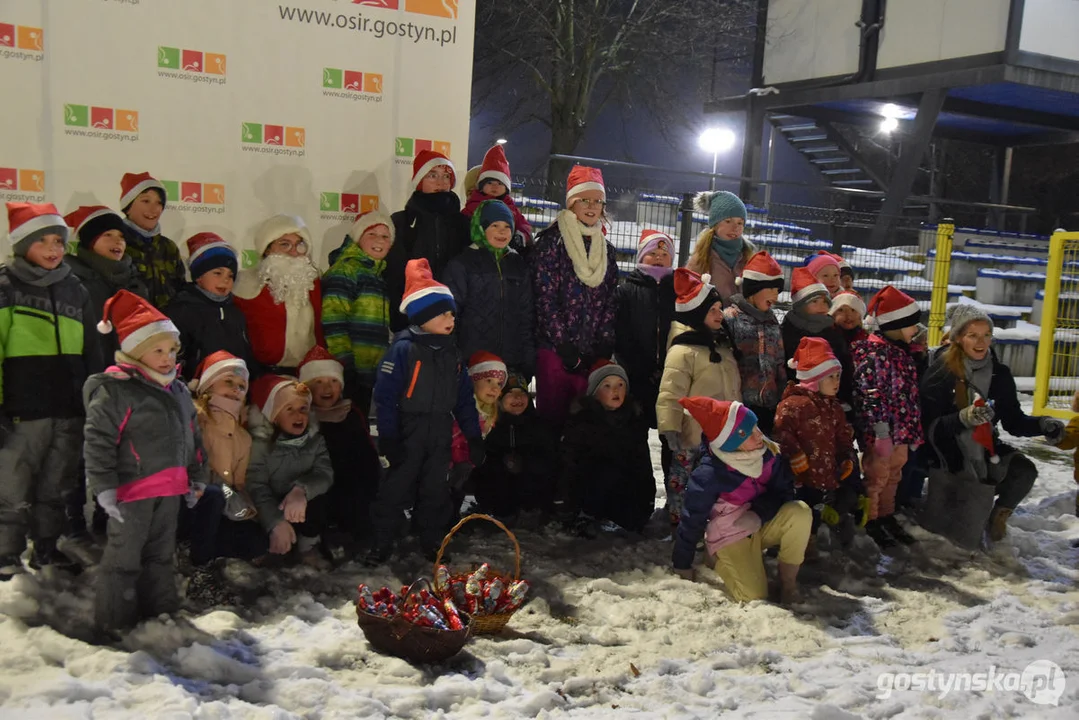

{"left": 441, "top": 596, "right": 464, "bottom": 630}
{"left": 505, "top": 580, "right": 531, "bottom": 611}
{"left": 435, "top": 565, "right": 451, "bottom": 590}
{"left": 357, "top": 584, "right": 375, "bottom": 611}
{"left": 484, "top": 578, "right": 504, "bottom": 613}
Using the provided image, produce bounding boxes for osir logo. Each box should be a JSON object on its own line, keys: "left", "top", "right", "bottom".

{"left": 322, "top": 67, "right": 383, "bottom": 102}
{"left": 160, "top": 179, "right": 226, "bottom": 215}
{"left": 158, "top": 45, "right": 226, "bottom": 85}
{"left": 0, "top": 22, "right": 44, "bottom": 61}
{"left": 64, "top": 103, "right": 139, "bottom": 142}
{"left": 395, "top": 137, "right": 451, "bottom": 160}
{"left": 320, "top": 192, "right": 379, "bottom": 220}
{"left": 0, "top": 167, "right": 46, "bottom": 200}
{"left": 241, "top": 122, "right": 306, "bottom": 157}
{"left": 352, "top": 0, "right": 458, "bottom": 19}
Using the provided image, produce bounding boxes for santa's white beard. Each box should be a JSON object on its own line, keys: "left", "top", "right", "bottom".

{"left": 258, "top": 254, "right": 319, "bottom": 307}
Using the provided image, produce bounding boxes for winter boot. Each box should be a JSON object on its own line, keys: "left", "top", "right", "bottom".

{"left": 0, "top": 554, "right": 24, "bottom": 581}
{"left": 57, "top": 532, "right": 103, "bottom": 567}
{"left": 879, "top": 515, "right": 916, "bottom": 545}
{"left": 29, "top": 538, "right": 82, "bottom": 574}
{"left": 184, "top": 559, "right": 241, "bottom": 609}
{"left": 988, "top": 506, "right": 1013, "bottom": 542}
{"left": 296, "top": 536, "right": 333, "bottom": 571}
{"left": 834, "top": 512, "right": 857, "bottom": 549}
{"left": 864, "top": 519, "right": 897, "bottom": 549}
{"left": 362, "top": 546, "right": 393, "bottom": 568}
{"left": 777, "top": 562, "right": 803, "bottom": 606}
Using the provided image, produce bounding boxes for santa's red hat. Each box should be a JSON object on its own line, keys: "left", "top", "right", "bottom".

{"left": 566, "top": 165, "right": 605, "bottom": 207}
{"left": 805, "top": 250, "right": 841, "bottom": 278}
{"left": 349, "top": 209, "right": 394, "bottom": 246}
{"left": 738, "top": 250, "right": 784, "bottom": 297}
{"left": 787, "top": 337, "right": 842, "bottom": 384}
{"left": 477, "top": 145, "right": 511, "bottom": 192}
{"left": 250, "top": 374, "right": 310, "bottom": 423}
{"left": 790, "top": 267, "right": 830, "bottom": 308}
{"left": 678, "top": 397, "right": 759, "bottom": 454}
{"left": 120, "top": 172, "right": 166, "bottom": 211}
{"left": 468, "top": 351, "right": 507, "bottom": 387}
{"left": 190, "top": 350, "right": 248, "bottom": 394}
{"left": 412, "top": 149, "right": 456, "bottom": 191}
{"left": 636, "top": 229, "right": 673, "bottom": 264}
{"left": 7, "top": 202, "right": 68, "bottom": 256}
{"left": 829, "top": 290, "right": 866, "bottom": 318}
{"left": 254, "top": 214, "right": 311, "bottom": 256}
{"left": 64, "top": 205, "right": 125, "bottom": 249}
{"left": 674, "top": 268, "right": 718, "bottom": 314}
{"left": 298, "top": 345, "right": 344, "bottom": 385}
{"left": 866, "top": 285, "right": 920, "bottom": 332}
{"left": 400, "top": 258, "right": 456, "bottom": 326}
{"left": 98, "top": 289, "right": 180, "bottom": 358}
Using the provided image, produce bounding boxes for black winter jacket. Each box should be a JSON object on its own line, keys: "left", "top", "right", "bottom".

{"left": 386, "top": 191, "right": 471, "bottom": 331}
{"left": 781, "top": 316, "right": 854, "bottom": 405}
{"left": 444, "top": 245, "right": 535, "bottom": 376}
{"left": 165, "top": 285, "right": 256, "bottom": 381}
{"left": 483, "top": 403, "right": 558, "bottom": 474}
{"left": 614, "top": 269, "right": 675, "bottom": 427}
{"left": 920, "top": 351, "right": 1043, "bottom": 473}
{"left": 65, "top": 250, "right": 149, "bottom": 372}
{"left": 319, "top": 406, "right": 381, "bottom": 519}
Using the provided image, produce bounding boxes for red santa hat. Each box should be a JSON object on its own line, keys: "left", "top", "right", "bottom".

{"left": 298, "top": 345, "right": 345, "bottom": 385}
{"left": 866, "top": 285, "right": 921, "bottom": 332}
{"left": 63, "top": 205, "right": 125, "bottom": 250}
{"left": 787, "top": 337, "right": 842, "bottom": 384}
{"left": 565, "top": 165, "right": 605, "bottom": 207}
{"left": 636, "top": 229, "right": 673, "bottom": 264}
{"left": 119, "top": 172, "right": 167, "bottom": 211}
{"left": 400, "top": 258, "right": 456, "bottom": 326}
{"left": 477, "top": 145, "right": 512, "bottom": 192}
{"left": 412, "top": 149, "right": 456, "bottom": 191}
{"left": 250, "top": 374, "right": 310, "bottom": 424}
{"left": 185, "top": 232, "right": 238, "bottom": 280}
{"left": 468, "top": 351, "right": 507, "bottom": 388}
{"left": 674, "top": 268, "right": 718, "bottom": 313}
{"left": 790, "top": 267, "right": 830, "bottom": 308}
{"left": 737, "top": 250, "right": 785, "bottom": 297}
{"left": 678, "top": 397, "right": 759, "bottom": 454}
{"left": 98, "top": 289, "right": 180, "bottom": 359}
{"left": 190, "top": 350, "right": 249, "bottom": 394}
{"left": 254, "top": 214, "right": 312, "bottom": 256}
{"left": 829, "top": 290, "right": 866, "bottom": 318}
{"left": 805, "top": 250, "right": 841, "bottom": 278}
{"left": 6, "top": 202, "right": 68, "bottom": 256}
{"left": 349, "top": 209, "right": 395, "bottom": 246}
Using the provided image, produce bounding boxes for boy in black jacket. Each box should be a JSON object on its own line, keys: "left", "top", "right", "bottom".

{"left": 365, "top": 259, "right": 482, "bottom": 564}
{"left": 165, "top": 233, "right": 255, "bottom": 380}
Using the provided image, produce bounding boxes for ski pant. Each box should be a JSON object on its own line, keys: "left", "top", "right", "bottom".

{"left": 473, "top": 462, "right": 556, "bottom": 518}
{"left": 95, "top": 495, "right": 180, "bottom": 632}
{"left": 179, "top": 484, "right": 269, "bottom": 565}
{"left": 371, "top": 414, "right": 454, "bottom": 551}
{"left": 666, "top": 446, "right": 702, "bottom": 525}
{"left": 0, "top": 417, "right": 82, "bottom": 556}
{"left": 896, "top": 444, "right": 930, "bottom": 509}
{"left": 712, "top": 501, "right": 812, "bottom": 602}
{"left": 862, "top": 443, "right": 909, "bottom": 520}
{"left": 535, "top": 349, "right": 588, "bottom": 431}
{"left": 326, "top": 441, "right": 381, "bottom": 539}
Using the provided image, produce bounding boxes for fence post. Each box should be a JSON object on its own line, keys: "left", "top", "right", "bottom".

{"left": 678, "top": 193, "right": 696, "bottom": 268}
{"left": 1033, "top": 229, "right": 1076, "bottom": 417}
{"left": 926, "top": 219, "right": 955, "bottom": 348}
{"left": 830, "top": 207, "right": 847, "bottom": 254}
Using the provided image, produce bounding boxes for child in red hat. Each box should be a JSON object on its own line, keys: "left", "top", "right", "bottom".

{"left": 84, "top": 289, "right": 208, "bottom": 634}
{"left": 805, "top": 250, "right": 843, "bottom": 298}
{"left": 781, "top": 267, "right": 855, "bottom": 407}
{"left": 0, "top": 202, "right": 102, "bottom": 581}
{"left": 852, "top": 285, "right": 924, "bottom": 548}
{"left": 366, "top": 259, "right": 483, "bottom": 564}
{"left": 449, "top": 352, "right": 507, "bottom": 509}
{"left": 461, "top": 144, "right": 533, "bottom": 253}
{"left": 672, "top": 397, "right": 811, "bottom": 605}
{"left": 118, "top": 172, "right": 186, "bottom": 309}
{"left": 384, "top": 150, "right": 471, "bottom": 332}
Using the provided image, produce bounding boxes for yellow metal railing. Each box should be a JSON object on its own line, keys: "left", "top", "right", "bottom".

{"left": 927, "top": 220, "right": 955, "bottom": 348}
{"left": 1033, "top": 230, "right": 1079, "bottom": 418}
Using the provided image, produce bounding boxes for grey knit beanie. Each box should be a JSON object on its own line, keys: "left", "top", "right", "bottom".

{"left": 586, "top": 360, "right": 629, "bottom": 397}
{"left": 946, "top": 303, "right": 993, "bottom": 341}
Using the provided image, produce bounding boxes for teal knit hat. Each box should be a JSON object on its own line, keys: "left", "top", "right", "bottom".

{"left": 695, "top": 191, "right": 747, "bottom": 227}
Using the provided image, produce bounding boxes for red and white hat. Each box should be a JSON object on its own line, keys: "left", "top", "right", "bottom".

{"left": 254, "top": 214, "right": 312, "bottom": 255}
{"left": 790, "top": 267, "right": 830, "bottom": 307}
{"left": 190, "top": 350, "right": 248, "bottom": 394}
{"left": 64, "top": 205, "right": 125, "bottom": 248}
{"left": 185, "top": 231, "right": 238, "bottom": 280}
{"left": 468, "top": 351, "right": 507, "bottom": 387}
{"left": 566, "top": 165, "right": 605, "bottom": 207}
{"left": 737, "top": 250, "right": 784, "bottom": 297}
{"left": 298, "top": 345, "right": 345, "bottom": 385}
{"left": 678, "top": 397, "right": 760, "bottom": 454}
{"left": 98, "top": 289, "right": 180, "bottom": 358}
{"left": 636, "top": 229, "right": 673, "bottom": 264}
{"left": 350, "top": 209, "right": 395, "bottom": 246}
{"left": 674, "top": 268, "right": 716, "bottom": 313}
{"left": 400, "top": 258, "right": 456, "bottom": 326}
{"left": 829, "top": 290, "right": 866, "bottom": 318}
{"left": 412, "top": 149, "right": 456, "bottom": 191}
{"left": 250, "top": 374, "right": 310, "bottom": 423}
{"left": 477, "top": 145, "right": 512, "bottom": 191}
{"left": 866, "top": 285, "right": 920, "bottom": 332}
{"left": 6, "top": 202, "right": 68, "bottom": 255}
{"left": 120, "top": 172, "right": 167, "bottom": 210}
{"left": 787, "top": 337, "right": 842, "bottom": 384}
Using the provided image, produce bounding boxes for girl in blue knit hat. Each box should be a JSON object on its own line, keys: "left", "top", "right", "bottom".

{"left": 686, "top": 191, "right": 756, "bottom": 303}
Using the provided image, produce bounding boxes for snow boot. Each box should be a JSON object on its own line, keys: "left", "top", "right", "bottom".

{"left": 834, "top": 512, "right": 857, "bottom": 549}
{"left": 864, "top": 519, "right": 897, "bottom": 549}
{"left": 988, "top": 506, "right": 1013, "bottom": 542}
{"left": 777, "top": 562, "right": 803, "bottom": 606}
{"left": 879, "top": 515, "right": 916, "bottom": 545}
{"left": 29, "top": 538, "right": 82, "bottom": 574}
{"left": 0, "top": 554, "right": 24, "bottom": 581}
{"left": 184, "top": 559, "right": 241, "bottom": 609}
{"left": 58, "top": 532, "right": 103, "bottom": 567}
{"left": 296, "top": 536, "right": 333, "bottom": 571}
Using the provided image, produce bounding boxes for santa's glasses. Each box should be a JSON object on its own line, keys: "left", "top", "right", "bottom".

{"left": 269, "top": 237, "right": 309, "bottom": 255}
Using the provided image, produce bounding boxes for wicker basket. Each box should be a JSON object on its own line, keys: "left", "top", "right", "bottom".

{"left": 355, "top": 579, "right": 472, "bottom": 663}
{"left": 433, "top": 513, "right": 523, "bottom": 636}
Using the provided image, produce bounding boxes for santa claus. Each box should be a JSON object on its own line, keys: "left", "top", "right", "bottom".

{"left": 234, "top": 214, "right": 325, "bottom": 374}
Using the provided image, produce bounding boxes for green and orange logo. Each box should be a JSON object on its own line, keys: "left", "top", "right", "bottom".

{"left": 0, "top": 22, "right": 43, "bottom": 52}
{"left": 394, "top": 137, "right": 451, "bottom": 158}
{"left": 322, "top": 67, "right": 382, "bottom": 93}
{"left": 64, "top": 104, "right": 139, "bottom": 132}
{"left": 158, "top": 46, "right": 226, "bottom": 74}
{"left": 320, "top": 192, "right": 379, "bottom": 214}
{"left": 242, "top": 122, "right": 306, "bottom": 147}
{"left": 0, "top": 167, "right": 45, "bottom": 195}
{"left": 160, "top": 180, "right": 225, "bottom": 205}
{"left": 353, "top": 0, "right": 458, "bottom": 19}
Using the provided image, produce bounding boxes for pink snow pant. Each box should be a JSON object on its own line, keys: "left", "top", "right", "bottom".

{"left": 535, "top": 348, "right": 588, "bottom": 428}
{"left": 862, "top": 443, "right": 909, "bottom": 520}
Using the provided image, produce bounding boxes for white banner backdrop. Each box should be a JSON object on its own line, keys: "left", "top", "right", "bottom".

{"left": 0, "top": 0, "right": 475, "bottom": 268}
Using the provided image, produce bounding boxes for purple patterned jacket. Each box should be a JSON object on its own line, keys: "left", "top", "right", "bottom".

{"left": 851, "top": 334, "right": 924, "bottom": 446}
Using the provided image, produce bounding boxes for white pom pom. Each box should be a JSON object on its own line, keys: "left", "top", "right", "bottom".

{"left": 693, "top": 192, "right": 714, "bottom": 214}
{"left": 97, "top": 320, "right": 112, "bottom": 334}
{"left": 701, "top": 273, "right": 712, "bottom": 285}
{"left": 735, "top": 276, "right": 743, "bottom": 287}
{"left": 787, "top": 358, "right": 797, "bottom": 369}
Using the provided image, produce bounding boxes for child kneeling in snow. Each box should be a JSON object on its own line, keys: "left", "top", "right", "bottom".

{"left": 246, "top": 375, "right": 334, "bottom": 569}
{"left": 672, "top": 398, "right": 811, "bottom": 605}
{"left": 84, "top": 291, "right": 208, "bottom": 634}
{"left": 562, "top": 361, "right": 655, "bottom": 535}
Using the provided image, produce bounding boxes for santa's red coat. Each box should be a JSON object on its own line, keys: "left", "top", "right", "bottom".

{"left": 233, "top": 276, "right": 325, "bottom": 368}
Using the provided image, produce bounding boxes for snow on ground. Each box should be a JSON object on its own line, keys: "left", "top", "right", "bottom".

{"left": 2, "top": 412, "right": 1079, "bottom": 718}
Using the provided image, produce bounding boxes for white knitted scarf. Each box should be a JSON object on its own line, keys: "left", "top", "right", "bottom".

{"left": 556, "top": 209, "right": 608, "bottom": 288}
